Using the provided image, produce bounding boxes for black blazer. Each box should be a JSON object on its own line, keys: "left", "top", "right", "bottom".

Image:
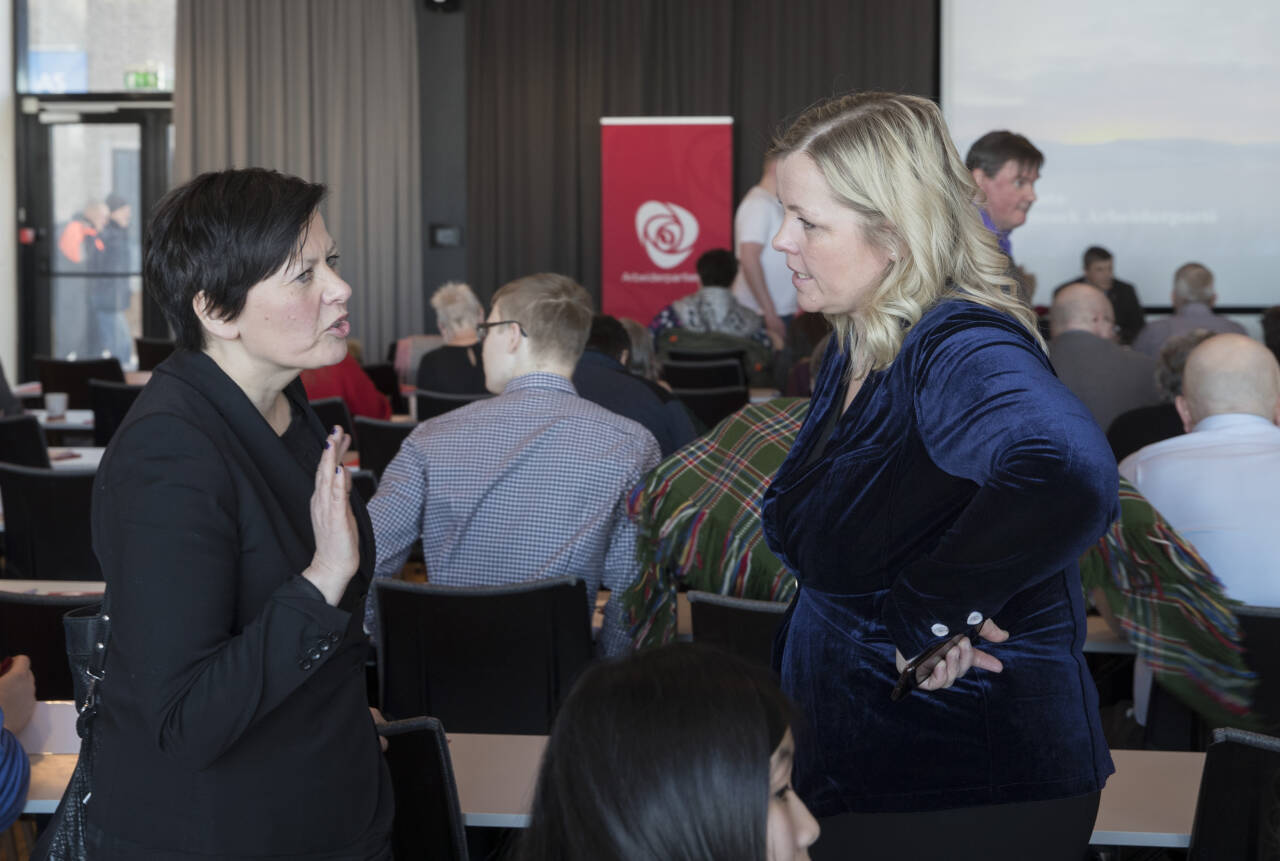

{"left": 87, "top": 350, "right": 391, "bottom": 859}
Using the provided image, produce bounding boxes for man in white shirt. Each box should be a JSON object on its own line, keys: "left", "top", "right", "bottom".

{"left": 730, "top": 155, "right": 793, "bottom": 347}
{"left": 1119, "top": 334, "right": 1280, "bottom": 606}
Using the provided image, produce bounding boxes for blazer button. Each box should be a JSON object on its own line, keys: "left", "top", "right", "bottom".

{"left": 319, "top": 639, "right": 331, "bottom": 652}
{"left": 300, "top": 659, "right": 313, "bottom": 671}
{"left": 308, "top": 649, "right": 322, "bottom": 662}
{"left": 326, "top": 631, "right": 340, "bottom": 645}
{"left": 966, "top": 611, "right": 983, "bottom": 626}
{"left": 930, "top": 623, "right": 949, "bottom": 637}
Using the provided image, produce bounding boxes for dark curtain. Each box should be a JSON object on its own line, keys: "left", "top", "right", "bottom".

{"left": 466, "top": 0, "right": 937, "bottom": 305}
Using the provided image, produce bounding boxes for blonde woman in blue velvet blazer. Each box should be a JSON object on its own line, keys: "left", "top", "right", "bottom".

{"left": 761, "top": 93, "right": 1117, "bottom": 861}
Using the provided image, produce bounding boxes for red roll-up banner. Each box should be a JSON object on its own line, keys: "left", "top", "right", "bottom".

{"left": 600, "top": 117, "right": 733, "bottom": 324}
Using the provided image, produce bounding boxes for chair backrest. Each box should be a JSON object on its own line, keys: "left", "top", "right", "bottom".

{"left": 309, "top": 396, "right": 355, "bottom": 443}
{"left": 671, "top": 385, "right": 750, "bottom": 430}
{"left": 662, "top": 358, "right": 746, "bottom": 390}
{"left": 0, "top": 592, "right": 98, "bottom": 700}
{"left": 687, "top": 591, "right": 788, "bottom": 669}
{"left": 0, "top": 463, "right": 102, "bottom": 581}
{"left": 1238, "top": 605, "right": 1280, "bottom": 729}
{"left": 349, "top": 469, "right": 378, "bottom": 504}
{"left": 374, "top": 576, "right": 593, "bottom": 734}
{"left": 377, "top": 716, "right": 469, "bottom": 861}
{"left": 352, "top": 417, "right": 414, "bottom": 479}
{"left": 362, "top": 362, "right": 407, "bottom": 415}
{"left": 414, "top": 389, "right": 490, "bottom": 421}
{"left": 35, "top": 356, "right": 124, "bottom": 409}
{"left": 1188, "top": 727, "right": 1280, "bottom": 859}
{"left": 0, "top": 414, "right": 51, "bottom": 468}
{"left": 88, "top": 379, "right": 143, "bottom": 447}
{"left": 133, "top": 337, "right": 175, "bottom": 371}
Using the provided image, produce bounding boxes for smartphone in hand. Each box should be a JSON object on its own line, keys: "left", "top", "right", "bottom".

{"left": 890, "top": 625, "right": 982, "bottom": 701}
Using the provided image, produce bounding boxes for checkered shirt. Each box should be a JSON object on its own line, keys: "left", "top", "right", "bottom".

{"left": 367, "top": 372, "right": 661, "bottom": 655}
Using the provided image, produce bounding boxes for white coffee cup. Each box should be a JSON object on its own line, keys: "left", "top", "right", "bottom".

{"left": 45, "top": 391, "right": 69, "bottom": 419}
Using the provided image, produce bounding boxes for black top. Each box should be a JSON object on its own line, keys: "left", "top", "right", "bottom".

{"left": 416, "top": 343, "right": 487, "bottom": 395}
{"left": 1106, "top": 402, "right": 1184, "bottom": 462}
{"left": 572, "top": 350, "right": 696, "bottom": 456}
{"left": 1053, "top": 277, "right": 1145, "bottom": 345}
{"left": 87, "top": 350, "right": 392, "bottom": 859}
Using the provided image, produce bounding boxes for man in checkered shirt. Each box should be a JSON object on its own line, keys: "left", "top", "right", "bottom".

{"left": 366, "top": 273, "right": 661, "bottom": 654}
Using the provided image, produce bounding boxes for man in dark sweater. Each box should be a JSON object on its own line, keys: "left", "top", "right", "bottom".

{"left": 1054, "top": 246, "right": 1144, "bottom": 346}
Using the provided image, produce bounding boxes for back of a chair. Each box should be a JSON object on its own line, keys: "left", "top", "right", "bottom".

{"left": 1188, "top": 727, "right": 1280, "bottom": 859}
{"left": 350, "top": 469, "right": 378, "bottom": 504}
{"left": 667, "top": 347, "right": 749, "bottom": 376}
{"left": 309, "top": 397, "right": 355, "bottom": 443}
{"left": 0, "top": 463, "right": 102, "bottom": 581}
{"left": 353, "top": 417, "right": 414, "bottom": 479}
{"left": 375, "top": 576, "right": 593, "bottom": 734}
{"left": 0, "top": 592, "right": 97, "bottom": 700}
{"left": 671, "top": 385, "right": 750, "bottom": 430}
{"left": 687, "top": 591, "right": 788, "bottom": 669}
{"left": 377, "top": 716, "right": 469, "bottom": 861}
{"left": 1238, "top": 605, "right": 1280, "bottom": 728}
{"left": 362, "top": 362, "right": 406, "bottom": 415}
{"left": 0, "top": 414, "right": 51, "bottom": 468}
{"left": 88, "top": 379, "right": 143, "bottom": 447}
{"left": 35, "top": 356, "right": 124, "bottom": 409}
{"left": 414, "top": 389, "right": 490, "bottom": 421}
{"left": 662, "top": 358, "right": 746, "bottom": 390}
{"left": 133, "top": 337, "right": 175, "bottom": 371}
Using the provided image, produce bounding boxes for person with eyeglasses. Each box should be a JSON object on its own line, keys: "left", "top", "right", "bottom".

{"left": 366, "top": 273, "right": 661, "bottom": 654}
{"left": 1049, "top": 281, "right": 1162, "bottom": 432}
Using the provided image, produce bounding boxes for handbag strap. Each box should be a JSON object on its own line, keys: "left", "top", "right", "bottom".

{"left": 75, "top": 593, "right": 112, "bottom": 738}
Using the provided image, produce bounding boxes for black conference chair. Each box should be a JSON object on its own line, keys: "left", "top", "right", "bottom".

{"left": 686, "top": 591, "right": 789, "bottom": 670}
{"left": 350, "top": 469, "right": 378, "bottom": 504}
{"left": 1239, "top": 604, "right": 1280, "bottom": 729}
{"left": 134, "top": 337, "right": 175, "bottom": 371}
{"left": 670, "top": 384, "right": 750, "bottom": 430}
{"left": 0, "top": 414, "right": 51, "bottom": 468}
{"left": 88, "top": 379, "right": 143, "bottom": 446}
{"left": 35, "top": 356, "right": 124, "bottom": 410}
{"left": 667, "top": 348, "right": 749, "bottom": 381}
{"left": 0, "top": 591, "right": 99, "bottom": 700}
{"left": 661, "top": 357, "right": 746, "bottom": 390}
{"left": 1187, "top": 727, "right": 1280, "bottom": 859}
{"left": 353, "top": 416, "right": 414, "bottom": 480}
{"left": 0, "top": 463, "right": 102, "bottom": 581}
{"left": 362, "top": 362, "right": 407, "bottom": 415}
{"left": 374, "top": 576, "right": 594, "bottom": 734}
{"left": 377, "top": 716, "right": 469, "bottom": 861}
{"left": 309, "top": 397, "right": 355, "bottom": 445}
{"left": 413, "top": 389, "right": 491, "bottom": 421}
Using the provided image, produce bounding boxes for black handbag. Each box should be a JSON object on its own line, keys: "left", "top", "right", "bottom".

{"left": 30, "top": 600, "right": 111, "bottom": 861}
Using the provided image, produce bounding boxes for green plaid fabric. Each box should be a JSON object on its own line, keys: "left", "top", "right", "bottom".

{"left": 624, "top": 398, "right": 807, "bottom": 649}
{"left": 1080, "top": 478, "right": 1259, "bottom": 729}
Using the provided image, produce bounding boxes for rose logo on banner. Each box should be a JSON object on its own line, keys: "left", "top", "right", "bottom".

{"left": 635, "top": 201, "right": 700, "bottom": 269}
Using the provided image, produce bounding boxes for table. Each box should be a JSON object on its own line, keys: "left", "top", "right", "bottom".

{"left": 1093, "top": 749, "right": 1204, "bottom": 847}
{"left": 1084, "top": 614, "right": 1136, "bottom": 655}
{"left": 0, "top": 580, "right": 103, "bottom": 596}
{"left": 29, "top": 409, "right": 94, "bottom": 432}
{"left": 47, "top": 447, "right": 106, "bottom": 471}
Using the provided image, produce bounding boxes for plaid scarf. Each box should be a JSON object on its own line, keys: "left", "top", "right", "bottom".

{"left": 624, "top": 398, "right": 807, "bottom": 649}
{"left": 1080, "top": 478, "right": 1259, "bottom": 728}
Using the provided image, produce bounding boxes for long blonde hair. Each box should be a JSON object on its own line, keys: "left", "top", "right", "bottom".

{"left": 771, "top": 92, "right": 1043, "bottom": 376}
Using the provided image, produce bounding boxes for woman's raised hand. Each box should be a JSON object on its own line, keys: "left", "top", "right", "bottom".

{"left": 304, "top": 427, "right": 360, "bottom": 606}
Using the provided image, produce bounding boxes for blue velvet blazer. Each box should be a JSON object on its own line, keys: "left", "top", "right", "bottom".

{"left": 763, "top": 298, "right": 1117, "bottom": 816}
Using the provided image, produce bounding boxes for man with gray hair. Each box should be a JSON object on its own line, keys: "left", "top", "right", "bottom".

{"left": 1132, "top": 263, "right": 1245, "bottom": 357}
{"left": 369, "top": 273, "right": 661, "bottom": 654}
{"left": 1120, "top": 334, "right": 1280, "bottom": 605}
{"left": 1048, "top": 282, "right": 1160, "bottom": 432}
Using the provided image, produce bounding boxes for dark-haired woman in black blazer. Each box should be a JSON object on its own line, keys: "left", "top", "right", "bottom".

{"left": 84, "top": 169, "right": 392, "bottom": 859}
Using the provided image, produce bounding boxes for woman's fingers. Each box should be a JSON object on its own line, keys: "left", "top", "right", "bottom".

{"left": 978, "top": 618, "right": 1010, "bottom": 643}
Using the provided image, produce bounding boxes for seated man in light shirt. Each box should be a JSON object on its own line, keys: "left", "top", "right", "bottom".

{"left": 366, "top": 273, "right": 661, "bottom": 654}
{"left": 1119, "top": 333, "right": 1280, "bottom": 607}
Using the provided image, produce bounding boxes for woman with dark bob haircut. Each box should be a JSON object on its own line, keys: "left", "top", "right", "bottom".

{"left": 82, "top": 168, "right": 392, "bottom": 858}
{"left": 513, "top": 643, "right": 820, "bottom": 861}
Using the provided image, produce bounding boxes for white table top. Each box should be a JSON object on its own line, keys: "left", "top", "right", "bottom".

{"left": 47, "top": 446, "right": 106, "bottom": 471}
{"left": 0, "top": 580, "right": 104, "bottom": 596}
{"left": 29, "top": 409, "right": 94, "bottom": 432}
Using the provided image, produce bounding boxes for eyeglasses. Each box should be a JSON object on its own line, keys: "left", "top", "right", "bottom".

{"left": 476, "top": 320, "right": 528, "bottom": 341}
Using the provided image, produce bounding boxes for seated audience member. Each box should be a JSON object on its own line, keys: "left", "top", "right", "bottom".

{"left": 0, "top": 656, "right": 35, "bottom": 832}
{"left": 299, "top": 343, "right": 391, "bottom": 420}
{"left": 1081, "top": 480, "right": 1256, "bottom": 732}
{"left": 573, "top": 315, "right": 695, "bottom": 457}
{"left": 512, "top": 643, "right": 820, "bottom": 861}
{"left": 1049, "top": 282, "right": 1160, "bottom": 431}
{"left": 651, "top": 249, "right": 776, "bottom": 350}
{"left": 1133, "top": 263, "right": 1245, "bottom": 357}
{"left": 1263, "top": 305, "right": 1280, "bottom": 365}
{"left": 1107, "top": 329, "right": 1214, "bottom": 461}
{"left": 1120, "top": 334, "right": 1280, "bottom": 605}
{"left": 1054, "top": 246, "right": 1144, "bottom": 345}
{"left": 368, "top": 274, "right": 661, "bottom": 654}
{"left": 416, "top": 280, "right": 487, "bottom": 395}
{"left": 620, "top": 317, "right": 661, "bottom": 382}
{"left": 0, "top": 358, "right": 21, "bottom": 417}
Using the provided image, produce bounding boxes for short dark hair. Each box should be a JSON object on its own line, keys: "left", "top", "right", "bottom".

{"left": 585, "top": 314, "right": 630, "bottom": 363}
{"left": 513, "top": 643, "right": 796, "bottom": 861}
{"left": 144, "top": 168, "right": 327, "bottom": 351}
{"left": 1083, "top": 246, "right": 1112, "bottom": 268}
{"left": 964, "top": 131, "right": 1044, "bottom": 178}
{"left": 697, "top": 248, "right": 738, "bottom": 288}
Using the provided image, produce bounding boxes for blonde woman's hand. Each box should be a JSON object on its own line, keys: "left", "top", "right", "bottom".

{"left": 894, "top": 619, "right": 1009, "bottom": 692}
{"left": 304, "top": 427, "right": 359, "bottom": 606}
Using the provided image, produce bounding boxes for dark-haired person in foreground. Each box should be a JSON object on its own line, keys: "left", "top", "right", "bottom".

{"left": 513, "top": 643, "right": 820, "bottom": 861}
{"left": 83, "top": 169, "right": 392, "bottom": 859}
